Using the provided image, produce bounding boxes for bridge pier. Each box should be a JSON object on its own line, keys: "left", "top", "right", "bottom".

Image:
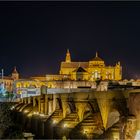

{"left": 14, "top": 89, "right": 140, "bottom": 139}
{"left": 48, "top": 100, "right": 53, "bottom": 115}
{"left": 76, "top": 102, "right": 87, "bottom": 122}
{"left": 27, "top": 97, "right": 31, "bottom": 104}
{"left": 24, "top": 98, "right": 27, "bottom": 104}
{"left": 31, "top": 116, "right": 39, "bottom": 137}
{"left": 20, "top": 98, "right": 24, "bottom": 103}
{"left": 44, "top": 94, "right": 48, "bottom": 115}
{"left": 33, "top": 96, "right": 36, "bottom": 107}
{"left": 37, "top": 96, "right": 41, "bottom": 113}
{"left": 62, "top": 101, "right": 71, "bottom": 118}
{"left": 96, "top": 92, "right": 114, "bottom": 130}
{"left": 53, "top": 94, "right": 57, "bottom": 112}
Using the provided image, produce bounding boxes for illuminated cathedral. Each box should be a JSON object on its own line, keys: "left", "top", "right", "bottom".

{"left": 14, "top": 49, "right": 122, "bottom": 94}
{"left": 59, "top": 49, "right": 122, "bottom": 81}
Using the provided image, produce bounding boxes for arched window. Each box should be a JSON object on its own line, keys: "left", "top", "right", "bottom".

{"left": 16, "top": 82, "right": 21, "bottom": 88}
{"left": 94, "top": 70, "right": 98, "bottom": 79}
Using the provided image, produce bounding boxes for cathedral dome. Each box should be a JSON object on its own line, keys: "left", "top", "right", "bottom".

{"left": 91, "top": 52, "right": 104, "bottom": 61}
{"left": 91, "top": 56, "right": 103, "bottom": 61}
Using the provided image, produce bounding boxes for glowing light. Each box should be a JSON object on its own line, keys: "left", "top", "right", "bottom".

{"left": 24, "top": 110, "right": 29, "bottom": 113}
{"left": 10, "top": 106, "right": 15, "bottom": 110}
{"left": 33, "top": 112, "right": 39, "bottom": 115}
{"left": 53, "top": 120, "right": 56, "bottom": 124}
{"left": 83, "top": 129, "right": 87, "bottom": 135}
{"left": 39, "top": 113, "right": 45, "bottom": 117}
{"left": 27, "top": 113, "right": 32, "bottom": 117}
{"left": 135, "top": 130, "right": 140, "bottom": 140}
{"left": 63, "top": 123, "right": 67, "bottom": 128}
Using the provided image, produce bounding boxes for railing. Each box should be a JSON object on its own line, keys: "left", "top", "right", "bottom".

{"left": 47, "top": 88, "right": 96, "bottom": 94}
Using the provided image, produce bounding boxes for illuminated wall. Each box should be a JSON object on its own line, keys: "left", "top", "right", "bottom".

{"left": 59, "top": 51, "right": 122, "bottom": 81}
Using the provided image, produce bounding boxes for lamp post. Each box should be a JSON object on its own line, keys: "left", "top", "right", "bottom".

{"left": 1, "top": 69, "right": 4, "bottom": 83}
{"left": 0, "top": 69, "right": 5, "bottom": 96}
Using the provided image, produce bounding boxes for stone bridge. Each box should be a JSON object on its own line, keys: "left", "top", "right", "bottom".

{"left": 14, "top": 89, "right": 140, "bottom": 139}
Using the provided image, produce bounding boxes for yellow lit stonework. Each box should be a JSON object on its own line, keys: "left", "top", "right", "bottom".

{"left": 15, "top": 80, "right": 42, "bottom": 89}
{"left": 60, "top": 50, "right": 122, "bottom": 81}
{"left": 0, "top": 67, "right": 20, "bottom": 92}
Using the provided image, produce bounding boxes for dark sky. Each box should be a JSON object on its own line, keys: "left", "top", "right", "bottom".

{"left": 0, "top": 1, "right": 140, "bottom": 79}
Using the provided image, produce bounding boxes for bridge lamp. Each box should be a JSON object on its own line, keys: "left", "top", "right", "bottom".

{"left": 63, "top": 123, "right": 67, "bottom": 128}
{"left": 10, "top": 106, "right": 15, "bottom": 110}
{"left": 36, "top": 112, "right": 39, "bottom": 115}
{"left": 33, "top": 112, "right": 39, "bottom": 115}
{"left": 27, "top": 113, "right": 32, "bottom": 118}
{"left": 40, "top": 113, "right": 45, "bottom": 117}
{"left": 53, "top": 120, "right": 56, "bottom": 124}
{"left": 83, "top": 130, "right": 87, "bottom": 135}
{"left": 24, "top": 110, "right": 29, "bottom": 113}
{"left": 135, "top": 130, "right": 140, "bottom": 140}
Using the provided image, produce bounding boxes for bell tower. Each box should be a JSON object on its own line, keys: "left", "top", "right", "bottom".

{"left": 12, "top": 66, "right": 19, "bottom": 80}
{"left": 65, "top": 49, "right": 71, "bottom": 63}
{"left": 96, "top": 51, "right": 98, "bottom": 57}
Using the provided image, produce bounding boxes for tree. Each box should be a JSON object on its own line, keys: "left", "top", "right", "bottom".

{"left": 0, "top": 103, "right": 23, "bottom": 139}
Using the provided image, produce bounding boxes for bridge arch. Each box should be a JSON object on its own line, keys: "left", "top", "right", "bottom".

{"left": 76, "top": 102, "right": 94, "bottom": 122}
{"left": 62, "top": 101, "right": 71, "bottom": 118}
{"left": 106, "top": 109, "right": 120, "bottom": 129}
{"left": 56, "top": 98, "right": 62, "bottom": 110}
{"left": 68, "top": 97, "right": 76, "bottom": 113}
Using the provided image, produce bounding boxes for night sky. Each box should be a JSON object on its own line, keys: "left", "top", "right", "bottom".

{"left": 0, "top": 1, "right": 140, "bottom": 79}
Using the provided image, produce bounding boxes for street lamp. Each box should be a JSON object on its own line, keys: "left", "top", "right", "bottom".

{"left": 53, "top": 120, "right": 56, "bottom": 124}
{"left": 63, "top": 123, "right": 67, "bottom": 128}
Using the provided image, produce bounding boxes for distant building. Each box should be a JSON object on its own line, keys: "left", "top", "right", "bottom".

{"left": 0, "top": 67, "right": 19, "bottom": 92}
{"left": 13, "top": 50, "right": 124, "bottom": 97}
{"left": 13, "top": 79, "right": 42, "bottom": 98}
{"left": 60, "top": 49, "right": 122, "bottom": 81}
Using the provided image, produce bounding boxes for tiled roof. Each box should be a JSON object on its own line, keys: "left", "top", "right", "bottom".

{"left": 73, "top": 67, "right": 87, "bottom": 72}
{"left": 91, "top": 56, "right": 104, "bottom": 61}
{"left": 61, "top": 62, "right": 88, "bottom": 68}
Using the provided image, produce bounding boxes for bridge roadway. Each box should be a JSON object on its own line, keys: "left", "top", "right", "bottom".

{"left": 14, "top": 88, "right": 140, "bottom": 139}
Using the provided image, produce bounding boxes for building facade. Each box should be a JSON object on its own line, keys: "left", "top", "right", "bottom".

{"left": 0, "top": 67, "right": 19, "bottom": 93}
{"left": 59, "top": 50, "right": 122, "bottom": 81}
{"left": 13, "top": 50, "right": 123, "bottom": 97}
{"left": 13, "top": 79, "right": 42, "bottom": 98}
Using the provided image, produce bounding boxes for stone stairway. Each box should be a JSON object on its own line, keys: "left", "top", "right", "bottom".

{"left": 81, "top": 114, "right": 97, "bottom": 128}
{"left": 82, "top": 114, "right": 96, "bottom": 122}
{"left": 51, "top": 109, "right": 63, "bottom": 119}
{"left": 57, "top": 112, "right": 79, "bottom": 128}
{"left": 79, "top": 113, "right": 103, "bottom": 137}
{"left": 50, "top": 109, "right": 63, "bottom": 124}
{"left": 69, "top": 113, "right": 102, "bottom": 138}
{"left": 64, "top": 112, "right": 78, "bottom": 121}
